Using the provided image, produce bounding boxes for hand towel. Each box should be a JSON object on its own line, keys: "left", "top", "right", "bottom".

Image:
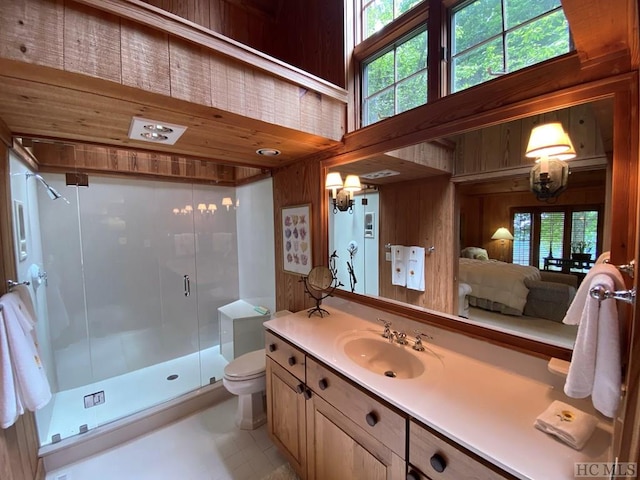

{"left": 596, "top": 251, "right": 610, "bottom": 264}
{"left": 0, "top": 307, "right": 21, "bottom": 428}
{"left": 391, "top": 245, "right": 407, "bottom": 286}
{"left": 406, "top": 246, "right": 425, "bottom": 291}
{"left": 534, "top": 400, "right": 598, "bottom": 450}
{"left": 12, "top": 284, "right": 36, "bottom": 324}
{"left": 0, "top": 293, "right": 51, "bottom": 413}
{"left": 562, "top": 263, "right": 625, "bottom": 326}
{"left": 564, "top": 270, "right": 622, "bottom": 417}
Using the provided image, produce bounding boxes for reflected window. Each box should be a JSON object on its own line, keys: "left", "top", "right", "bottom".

{"left": 362, "top": 27, "right": 428, "bottom": 126}
{"left": 450, "top": 0, "right": 572, "bottom": 93}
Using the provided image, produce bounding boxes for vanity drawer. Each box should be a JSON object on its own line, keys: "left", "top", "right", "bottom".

{"left": 306, "top": 356, "right": 406, "bottom": 458}
{"left": 409, "top": 419, "right": 512, "bottom": 480}
{"left": 265, "top": 330, "right": 306, "bottom": 381}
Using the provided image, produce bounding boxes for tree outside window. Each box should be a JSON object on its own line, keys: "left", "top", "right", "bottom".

{"left": 362, "top": 0, "right": 424, "bottom": 41}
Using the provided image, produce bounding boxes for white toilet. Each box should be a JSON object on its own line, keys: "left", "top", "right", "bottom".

{"left": 223, "top": 348, "right": 267, "bottom": 430}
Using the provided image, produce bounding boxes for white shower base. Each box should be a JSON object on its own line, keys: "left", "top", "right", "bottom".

{"left": 37, "top": 345, "right": 228, "bottom": 446}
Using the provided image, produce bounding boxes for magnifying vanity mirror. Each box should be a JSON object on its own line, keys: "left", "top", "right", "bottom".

{"left": 303, "top": 252, "right": 342, "bottom": 317}
{"left": 326, "top": 93, "right": 617, "bottom": 357}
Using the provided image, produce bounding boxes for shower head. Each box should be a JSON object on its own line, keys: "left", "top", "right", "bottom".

{"left": 26, "top": 173, "right": 70, "bottom": 204}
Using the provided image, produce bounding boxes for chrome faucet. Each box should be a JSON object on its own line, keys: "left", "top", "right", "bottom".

{"left": 412, "top": 330, "right": 432, "bottom": 351}
{"left": 390, "top": 330, "right": 409, "bottom": 345}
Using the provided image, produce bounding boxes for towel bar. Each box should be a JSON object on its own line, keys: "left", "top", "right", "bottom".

{"left": 384, "top": 244, "right": 435, "bottom": 255}
{"left": 7, "top": 280, "right": 30, "bottom": 291}
{"left": 589, "top": 285, "right": 636, "bottom": 304}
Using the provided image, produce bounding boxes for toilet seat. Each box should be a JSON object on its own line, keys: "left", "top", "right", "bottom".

{"left": 224, "top": 349, "right": 266, "bottom": 380}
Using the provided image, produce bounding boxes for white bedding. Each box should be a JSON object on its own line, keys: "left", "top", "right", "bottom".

{"left": 459, "top": 258, "right": 541, "bottom": 314}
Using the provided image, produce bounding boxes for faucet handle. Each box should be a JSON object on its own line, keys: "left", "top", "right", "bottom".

{"left": 393, "top": 330, "right": 409, "bottom": 345}
{"left": 377, "top": 318, "right": 392, "bottom": 338}
{"left": 412, "top": 330, "right": 432, "bottom": 351}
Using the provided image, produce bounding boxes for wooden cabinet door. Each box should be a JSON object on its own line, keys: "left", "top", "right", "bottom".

{"left": 266, "top": 358, "right": 307, "bottom": 478}
{"left": 306, "top": 393, "right": 405, "bottom": 480}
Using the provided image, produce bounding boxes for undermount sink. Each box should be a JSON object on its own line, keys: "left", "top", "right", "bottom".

{"left": 340, "top": 334, "right": 426, "bottom": 379}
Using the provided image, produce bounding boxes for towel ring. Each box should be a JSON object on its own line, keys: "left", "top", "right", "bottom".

{"left": 589, "top": 285, "right": 636, "bottom": 304}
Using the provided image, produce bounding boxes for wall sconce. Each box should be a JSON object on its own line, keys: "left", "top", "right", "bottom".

{"left": 184, "top": 204, "right": 193, "bottom": 214}
{"left": 325, "top": 172, "right": 362, "bottom": 213}
{"left": 172, "top": 208, "right": 180, "bottom": 215}
{"left": 525, "top": 122, "right": 576, "bottom": 202}
{"left": 222, "top": 197, "right": 233, "bottom": 211}
{"left": 208, "top": 203, "right": 217, "bottom": 214}
{"left": 491, "top": 227, "right": 514, "bottom": 261}
{"left": 197, "top": 203, "right": 207, "bottom": 213}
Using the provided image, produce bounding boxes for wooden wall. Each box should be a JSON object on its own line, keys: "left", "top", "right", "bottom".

{"left": 141, "top": 0, "right": 346, "bottom": 87}
{"left": 273, "top": 158, "right": 323, "bottom": 313}
{"left": 377, "top": 175, "right": 456, "bottom": 315}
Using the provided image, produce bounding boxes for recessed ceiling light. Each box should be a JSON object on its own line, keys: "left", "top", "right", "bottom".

{"left": 128, "top": 117, "right": 187, "bottom": 145}
{"left": 256, "top": 148, "right": 281, "bottom": 156}
{"left": 143, "top": 124, "right": 174, "bottom": 134}
{"left": 360, "top": 169, "right": 401, "bottom": 180}
{"left": 141, "top": 132, "right": 169, "bottom": 141}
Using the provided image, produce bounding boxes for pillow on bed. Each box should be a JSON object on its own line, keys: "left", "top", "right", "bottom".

{"left": 461, "top": 247, "right": 489, "bottom": 260}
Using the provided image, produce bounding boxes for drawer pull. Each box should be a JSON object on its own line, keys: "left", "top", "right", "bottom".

{"left": 268, "top": 343, "right": 276, "bottom": 352}
{"left": 318, "top": 378, "right": 328, "bottom": 390}
{"left": 430, "top": 453, "right": 447, "bottom": 473}
{"left": 296, "top": 383, "right": 304, "bottom": 394}
{"left": 288, "top": 356, "right": 296, "bottom": 366}
{"left": 365, "top": 412, "right": 378, "bottom": 427}
{"left": 303, "top": 389, "right": 312, "bottom": 400}
{"left": 406, "top": 471, "right": 421, "bottom": 480}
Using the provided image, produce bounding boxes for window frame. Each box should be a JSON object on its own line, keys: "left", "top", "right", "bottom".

{"left": 510, "top": 204, "right": 603, "bottom": 269}
{"left": 447, "top": 0, "right": 572, "bottom": 94}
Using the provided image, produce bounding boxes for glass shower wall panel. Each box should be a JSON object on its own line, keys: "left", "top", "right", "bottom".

{"left": 192, "top": 184, "right": 239, "bottom": 385}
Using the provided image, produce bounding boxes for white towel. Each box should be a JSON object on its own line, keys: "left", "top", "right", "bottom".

{"left": 0, "top": 307, "right": 22, "bottom": 428}
{"left": 563, "top": 267, "right": 624, "bottom": 417}
{"left": 534, "top": 400, "right": 598, "bottom": 450}
{"left": 406, "top": 246, "right": 425, "bottom": 291}
{"left": 0, "top": 293, "right": 51, "bottom": 417}
{"left": 391, "top": 245, "right": 407, "bottom": 286}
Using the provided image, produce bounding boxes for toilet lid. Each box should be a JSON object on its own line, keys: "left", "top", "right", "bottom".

{"left": 224, "top": 349, "right": 266, "bottom": 378}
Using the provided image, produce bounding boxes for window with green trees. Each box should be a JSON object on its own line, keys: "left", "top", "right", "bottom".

{"left": 362, "top": 0, "right": 425, "bottom": 41}
{"left": 450, "top": 0, "right": 572, "bottom": 93}
{"left": 362, "top": 28, "right": 428, "bottom": 126}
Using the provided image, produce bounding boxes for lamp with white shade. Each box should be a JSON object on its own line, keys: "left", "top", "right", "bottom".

{"left": 325, "top": 172, "right": 362, "bottom": 213}
{"left": 491, "top": 227, "right": 514, "bottom": 261}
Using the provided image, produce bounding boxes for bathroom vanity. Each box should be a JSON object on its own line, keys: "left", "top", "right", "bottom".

{"left": 264, "top": 304, "right": 612, "bottom": 480}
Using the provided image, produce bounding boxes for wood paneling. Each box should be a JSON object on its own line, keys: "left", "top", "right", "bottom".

{"left": 0, "top": 0, "right": 63, "bottom": 69}
{"left": 63, "top": 2, "right": 122, "bottom": 83}
{"left": 378, "top": 175, "right": 456, "bottom": 314}
{"left": 273, "top": 158, "right": 322, "bottom": 313}
{"left": 120, "top": 19, "right": 171, "bottom": 96}
{"left": 168, "top": 38, "right": 212, "bottom": 105}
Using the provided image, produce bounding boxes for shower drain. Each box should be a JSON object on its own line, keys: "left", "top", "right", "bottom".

{"left": 167, "top": 374, "right": 179, "bottom": 381}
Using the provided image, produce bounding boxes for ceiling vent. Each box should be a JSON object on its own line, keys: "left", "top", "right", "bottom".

{"left": 359, "top": 169, "right": 401, "bottom": 180}
{"left": 128, "top": 117, "right": 187, "bottom": 145}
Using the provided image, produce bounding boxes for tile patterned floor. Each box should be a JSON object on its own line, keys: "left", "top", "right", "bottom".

{"left": 45, "top": 397, "right": 287, "bottom": 480}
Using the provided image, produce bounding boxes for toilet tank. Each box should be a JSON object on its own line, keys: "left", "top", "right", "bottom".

{"left": 218, "top": 300, "right": 270, "bottom": 362}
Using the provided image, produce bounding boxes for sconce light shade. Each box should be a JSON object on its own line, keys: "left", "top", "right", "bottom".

{"left": 325, "top": 172, "right": 343, "bottom": 197}
{"left": 525, "top": 122, "right": 572, "bottom": 158}
{"left": 491, "top": 227, "right": 514, "bottom": 241}
{"left": 343, "top": 175, "right": 362, "bottom": 193}
{"left": 197, "top": 203, "right": 206, "bottom": 213}
{"left": 222, "top": 197, "right": 233, "bottom": 211}
{"left": 172, "top": 208, "right": 180, "bottom": 215}
{"left": 184, "top": 204, "right": 193, "bottom": 213}
{"left": 529, "top": 158, "right": 569, "bottom": 201}
{"left": 208, "top": 203, "right": 217, "bottom": 213}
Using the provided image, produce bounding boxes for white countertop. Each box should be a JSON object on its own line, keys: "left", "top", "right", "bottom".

{"left": 263, "top": 304, "right": 612, "bottom": 480}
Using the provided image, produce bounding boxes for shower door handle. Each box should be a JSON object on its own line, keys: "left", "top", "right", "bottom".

{"left": 183, "top": 275, "right": 191, "bottom": 297}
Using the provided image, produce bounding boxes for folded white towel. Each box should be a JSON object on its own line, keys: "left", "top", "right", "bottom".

{"left": 406, "top": 246, "right": 425, "bottom": 291}
{"left": 391, "top": 245, "right": 406, "bottom": 287}
{"left": 0, "top": 293, "right": 51, "bottom": 414}
{"left": 534, "top": 400, "right": 598, "bottom": 450}
{"left": 564, "top": 269, "right": 623, "bottom": 417}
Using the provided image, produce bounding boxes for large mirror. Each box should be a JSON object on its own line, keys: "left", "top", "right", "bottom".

{"left": 327, "top": 96, "right": 614, "bottom": 353}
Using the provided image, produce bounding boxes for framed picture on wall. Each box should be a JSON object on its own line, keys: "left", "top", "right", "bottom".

{"left": 282, "top": 204, "right": 312, "bottom": 275}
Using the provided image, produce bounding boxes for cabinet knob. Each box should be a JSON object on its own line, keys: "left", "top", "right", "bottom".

{"left": 318, "top": 378, "right": 328, "bottom": 390}
{"left": 296, "top": 383, "right": 304, "bottom": 394}
{"left": 365, "top": 412, "right": 378, "bottom": 427}
{"left": 288, "top": 356, "right": 296, "bottom": 366}
{"left": 406, "top": 471, "right": 421, "bottom": 480}
{"left": 268, "top": 343, "right": 276, "bottom": 352}
{"left": 303, "top": 389, "right": 312, "bottom": 400}
{"left": 430, "top": 453, "right": 447, "bottom": 473}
